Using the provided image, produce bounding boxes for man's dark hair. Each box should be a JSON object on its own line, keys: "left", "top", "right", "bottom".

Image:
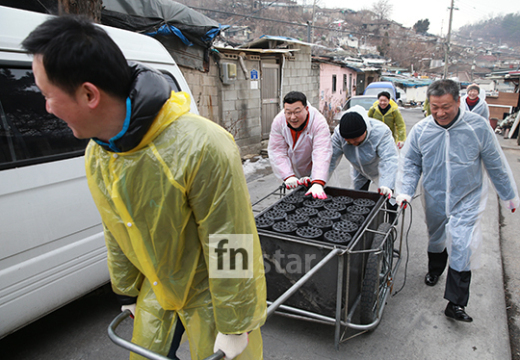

{"left": 427, "top": 79, "right": 460, "bottom": 102}
{"left": 377, "top": 91, "right": 391, "bottom": 100}
{"left": 22, "top": 15, "right": 132, "bottom": 100}
{"left": 283, "top": 91, "right": 307, "bottom": 106}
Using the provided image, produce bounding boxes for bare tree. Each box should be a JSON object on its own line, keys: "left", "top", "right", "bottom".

{"left": 58, "top": 0, "right": 103, "bottom": 22}
{"left": 371, "top": 0, "right": 393, "bottom": 22}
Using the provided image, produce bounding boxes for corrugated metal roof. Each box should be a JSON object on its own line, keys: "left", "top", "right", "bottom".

{"left": 239, "top": 35, "right": 314, "bottom": 49}
{"left": 213, "top": 46, "right": 297, "bottom": 54}
{"left": 381, "top": 76, "right": 433, "bottom": 88}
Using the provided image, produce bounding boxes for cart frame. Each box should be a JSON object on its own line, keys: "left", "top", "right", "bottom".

{"left": 108, "top": 185, "right": 405, "bottom": 359}
{"left": 253, "top": 185, "right": 405, "bottom": 348}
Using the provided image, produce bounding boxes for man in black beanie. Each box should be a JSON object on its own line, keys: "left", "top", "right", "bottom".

{"left": 329, "top": 105, "right": 398, "bottom": 198}
{"left": 339, "top": 111, "right": 368, "bottom": 146}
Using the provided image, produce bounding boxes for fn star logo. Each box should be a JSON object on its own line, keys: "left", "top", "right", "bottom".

{"left": 209, "top": 234, "right": 253, "bottom": 278}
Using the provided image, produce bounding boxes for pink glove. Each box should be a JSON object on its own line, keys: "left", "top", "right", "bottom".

{"left": 506, "top": 200, "right": 516, "bottom": 213}
{"left": 298, "top": 176, "right": 311, "bottom": 187}
{"left": 305, "top": 184, "right": 327, "bottom": 199}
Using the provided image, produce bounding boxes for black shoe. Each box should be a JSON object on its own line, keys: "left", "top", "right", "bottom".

{"left": 424, "top": 273, "right": 439, "bottom": 286}
{"left": 445, "top": 302, "right": 473, "bottom": 322}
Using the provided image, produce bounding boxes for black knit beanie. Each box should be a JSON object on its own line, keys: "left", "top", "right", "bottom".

{"left": 340, "top": 112, "right": 367, "bottom": 139}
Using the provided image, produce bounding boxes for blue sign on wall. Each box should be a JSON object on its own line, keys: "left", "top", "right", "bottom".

{"left": 250, "top": 69, "right": 258, "bottom": 80}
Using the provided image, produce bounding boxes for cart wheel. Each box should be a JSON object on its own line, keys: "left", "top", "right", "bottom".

{"left": 359, "top": 222, "right": 394, "bottom": 326}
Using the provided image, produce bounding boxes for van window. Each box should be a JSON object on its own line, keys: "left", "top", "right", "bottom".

{"left": 0, "top": 67, "right": 185, "bottom": 171}
{"left": 0, "top": 66, "right": 88, "bottom": 170}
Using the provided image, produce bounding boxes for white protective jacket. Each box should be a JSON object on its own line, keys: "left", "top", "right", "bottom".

{"left": 329, "top": 105, "right": 398, "bottom": 190}
{"left": 396, "top": 109, "right": 519, "bottom": 271}
{"left": 460, "top": 87, "right": 490, "bottom": 120}
{"left": 268, "top": 104, "right": 332, "bottom": 183}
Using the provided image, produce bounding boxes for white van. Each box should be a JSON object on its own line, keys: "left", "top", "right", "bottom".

{"left": 0, "top": 5, "right": 197, "bottom": 339}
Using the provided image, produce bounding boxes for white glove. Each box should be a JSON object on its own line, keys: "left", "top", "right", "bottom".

{"left": 284, "top": 176, "right": 299, "bottom": 189}
{"left": 378, "top": 186, "right": 392, "bottom": 199}
{"left": 506, "top": 200, "right": 517, "bottom": 213}
{"left": 213, "top": 332, "right": 248, "bottom": 360}
{"left": 305, "top": 184, "right": 327, "bottom": 199}
{"left": 396, "top": 194, "right": 412, "bottom": 209}
{"left": 298, "top": 176, "right": 311, "bottom": 187}
{"left": 397, "top": 141, "right": 404, "bottom": 149}
{"left": 121, "top": 303, "right": 136, "bottom": 319}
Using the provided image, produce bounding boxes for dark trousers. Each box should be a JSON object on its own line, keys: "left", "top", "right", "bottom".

{"left": 428, "top": 249, "right": 472, "bottom": 307}
{"left": 167, "top": 317, "right": 186, "bottom": 360}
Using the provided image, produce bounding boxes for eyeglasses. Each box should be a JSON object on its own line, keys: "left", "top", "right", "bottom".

{"left": 284, "top": 108, "right": 304, "bottom": 117}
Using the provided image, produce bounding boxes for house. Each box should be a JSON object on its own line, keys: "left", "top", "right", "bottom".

{"left": 222, "top": 26, "right": 252, "bottom": 45}
{"left": 99, "top": 1, "right": 320, "bottom": 155}
{"left": 312, "top": 57, "right": 358, "bottom": 124}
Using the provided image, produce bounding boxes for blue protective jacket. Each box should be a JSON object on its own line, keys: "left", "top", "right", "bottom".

{"left": 396, "top": 109, "right": 519, "bottom": 271}
{"left": 329, "top": 105, "right": 398, "bottom": 190}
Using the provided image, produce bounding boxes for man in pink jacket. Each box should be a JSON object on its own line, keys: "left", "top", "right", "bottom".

{"left": 268, "top": 91, "right": 332, "bottom": 199}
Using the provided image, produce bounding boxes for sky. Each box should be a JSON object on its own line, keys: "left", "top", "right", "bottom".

{"left": 311, "top": 0, "right": 520, "bottom": 36}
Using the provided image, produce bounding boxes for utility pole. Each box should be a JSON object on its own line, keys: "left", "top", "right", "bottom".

{"left": 310, "top": 0, "right": 317, "bottom": 43}
{"left": 443, "top": 0, "right": 455, "bottom": 79}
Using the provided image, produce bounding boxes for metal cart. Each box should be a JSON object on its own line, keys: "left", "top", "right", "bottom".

{"left": 253, "top": 185, "right": 404, "bottom": 348}
{"left": 108, "top": 185, "right": 404, "bottom": 359}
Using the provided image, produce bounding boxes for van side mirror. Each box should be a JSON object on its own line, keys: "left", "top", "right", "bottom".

{"left": 396, "top": 93, "right": 400, "bottom": 99}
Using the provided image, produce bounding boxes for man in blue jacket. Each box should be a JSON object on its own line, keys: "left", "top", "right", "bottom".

{"left": 329, "top": 105, "right": 398, "bottom": 200}
{"left": 396, "top": 79, "right": 518, "bottom": 322}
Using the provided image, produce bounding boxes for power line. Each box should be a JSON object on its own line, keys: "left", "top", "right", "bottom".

{"left": 229, "top": 0, "right": 283, "bottom": 26}
{"left": 189, "top": 6, "right": 442, "bottom": 44}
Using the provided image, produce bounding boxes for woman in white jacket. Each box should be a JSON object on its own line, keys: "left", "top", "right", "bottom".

{"left": 460, "top": 83, "right": 490, "bottom": 121}
{"left": 268, "top": 91, "right": 332, "bottom": 199}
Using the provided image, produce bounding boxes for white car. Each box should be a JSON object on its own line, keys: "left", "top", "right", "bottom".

{"left": 332, "top": 95, "right": 378, "bottom": 126}
{"left": 396, "top": 88, "right": 408, "bottom": 106}
{"left": 0, "top": 5, "right": 197, "bottom": 339}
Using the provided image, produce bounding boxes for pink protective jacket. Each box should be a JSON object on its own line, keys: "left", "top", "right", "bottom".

{"left": 268, "top": 104, "right": 332, "bottom": 183}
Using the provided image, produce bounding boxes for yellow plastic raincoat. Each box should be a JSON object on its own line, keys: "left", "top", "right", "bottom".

{"left": 86, "top": 91, "right": 267, "bottom": 359}
{"left": 367, "top": 99, "right": 406, "bottom": 143}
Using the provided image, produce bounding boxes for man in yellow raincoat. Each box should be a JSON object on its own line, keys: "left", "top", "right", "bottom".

{"left": 367, "top": 91, "right": 407, "bottom": 149}
{"left": 23, "top": 15, "right": 266, "bottom": 360}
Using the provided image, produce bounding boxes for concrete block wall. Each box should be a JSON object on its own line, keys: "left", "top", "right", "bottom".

{"left": 220, "top": 57, "right": 262, "bottom": 154}
{"left": 179, "top": 45, "right": 320, "bottom": 156}
{"left": 281, "top": 45, "right": 319, "bottom": 108}
{"left": 180, "top": 63, "right": 220, "bottom": 123}
{"left": 179, "top": 58, "right": 263, "bottom": 155}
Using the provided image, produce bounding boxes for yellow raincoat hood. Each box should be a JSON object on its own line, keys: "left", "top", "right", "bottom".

{"left": 86, "top": 91, "right": 266, "bottom": 359}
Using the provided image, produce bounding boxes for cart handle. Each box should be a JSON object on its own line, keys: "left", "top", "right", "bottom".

{"left": 108, "top": 310, "right": 225, "bottom": 360}
{"left": 251, "top": 184, "right": 286, "bottom": 207}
